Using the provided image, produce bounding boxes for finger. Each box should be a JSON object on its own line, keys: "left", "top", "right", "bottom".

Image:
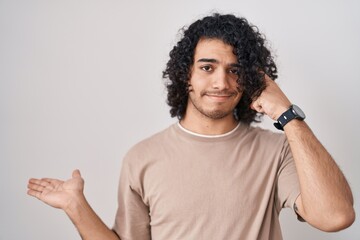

{"left": 250, "top": 101, "right": 265, "bottom": 113}
{"left": 29, "top": 178, "right": 50, "bottom": 187}
{"left": 250, "top": 101, "right": 256, "bottom": 111}
{"left": 250, "top": 98, "right": 260, "bottom": 109}
{"left": 41, "top": 178, "right": 62, "bottom": 187}
{"left": 72, "top": 169, "right": 81, "bottom": 179}
{"left": 254, "top": 107, "right": 265, "bottom": 114}
{"left": 27, "top": 182, "right": 47, "bottom": 192}
{"left": 27, "top": 189, "right": 42, "bottom": 200}
{"left": 41, "top": 178, "right": 57, "bottom": 182}
{"left": 29, "top": 177, "right": 60, "bottom": 187}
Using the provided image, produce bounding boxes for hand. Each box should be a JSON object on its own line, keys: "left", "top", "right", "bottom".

{"left": 27, "top": 169, "right": 84, "bottom": 211}
{"left": 250, "top": 74, "right": 291, "bottom": 120}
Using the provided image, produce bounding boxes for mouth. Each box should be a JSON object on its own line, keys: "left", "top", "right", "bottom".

{"left": 204, "top": 92, "right": 236, "bottom": 102}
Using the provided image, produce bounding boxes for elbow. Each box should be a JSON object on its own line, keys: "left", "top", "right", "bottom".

{"left": 317, "top": 208, "right": 356, "bottom": 232}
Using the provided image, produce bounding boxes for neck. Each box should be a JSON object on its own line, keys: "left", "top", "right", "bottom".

{"left": 180, "top": 113, "right": 239, "bottom": 135}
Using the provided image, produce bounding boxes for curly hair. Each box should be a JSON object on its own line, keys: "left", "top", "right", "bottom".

{"left": 163, "top": 13, "right": 277, "bottom": 124}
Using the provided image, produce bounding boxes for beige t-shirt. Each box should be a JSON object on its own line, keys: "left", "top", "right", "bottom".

{"left": 113, "top": 123, "right": 300, "bottom": 240}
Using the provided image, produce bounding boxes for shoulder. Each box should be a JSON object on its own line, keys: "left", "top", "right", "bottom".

{"left": 238, "top": 125, "right": 292, "bottom": 166}
{"left": 122, "top": 124, "right": 176, "bottom": 164}
{"left": 131, "top": 124, "right": 176, "bottom": 151}
{"left": 238, "top": 125, "right": 289, "bottom": 154}
{"left": 243, "top": 125, "right": 286, "bottom": 143}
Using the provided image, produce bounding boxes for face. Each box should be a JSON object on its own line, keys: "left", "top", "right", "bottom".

{"left": 186, "top": 38, "right": 243, "bottom": 120}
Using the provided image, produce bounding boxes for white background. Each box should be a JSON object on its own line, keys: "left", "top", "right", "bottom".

{"left": 1, "top": 0, "right": 359, "bottom": 239}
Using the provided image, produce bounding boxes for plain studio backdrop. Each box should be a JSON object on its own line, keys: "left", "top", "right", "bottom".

{"left": 1, "top": 0, "right": 359, "bottom": 239}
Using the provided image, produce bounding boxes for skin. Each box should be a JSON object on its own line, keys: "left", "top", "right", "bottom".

{"left": 180, "top": 38, "right": 242, "bottom": 135}
{"left": 27, "top": 38, "right": 355, "bottom": 239}
{"left": 27, "top": 170, "right": 119, "bottom": 240}
{"left": 252, "top": 75, "right": 355, "bottom": 231}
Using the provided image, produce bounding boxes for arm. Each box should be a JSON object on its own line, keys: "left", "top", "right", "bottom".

{"left": 27, "top": 170, "right": 120, "bottom": 240}
{"left": 251, "top": 75, "right": 355, "bottom": 231}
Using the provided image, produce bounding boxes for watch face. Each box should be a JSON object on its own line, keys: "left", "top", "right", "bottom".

{"left": 292, "top": 105, "right": 306, "bottom": 119}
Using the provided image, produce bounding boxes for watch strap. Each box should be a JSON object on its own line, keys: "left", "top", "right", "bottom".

{"left": 274, "top": 105, "right": 304, "bottom": 130}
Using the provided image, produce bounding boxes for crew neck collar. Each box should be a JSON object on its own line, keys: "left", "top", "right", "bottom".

{"left": 177, "top": 122, "right": 241, "bottom": 138}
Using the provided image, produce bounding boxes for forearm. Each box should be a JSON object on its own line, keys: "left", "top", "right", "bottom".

{"left": 65, "top": 194, "right": 120, "bottom": 240}
{"left": 284, "top": 120, "right": 355, "bottom": 230}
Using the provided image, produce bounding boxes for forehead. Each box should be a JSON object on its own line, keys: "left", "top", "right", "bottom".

{"left": 193, "top": 38, "right": 236, "bottom": 62}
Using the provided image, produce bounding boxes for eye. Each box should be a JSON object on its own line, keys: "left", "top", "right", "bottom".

{"left": 229, "top": 68, "right": 240, "bottom": 75}
{"left": 201, "top": 65, "right": 213, "bottom": 72}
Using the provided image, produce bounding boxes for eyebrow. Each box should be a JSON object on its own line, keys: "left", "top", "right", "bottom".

{"left": 197, "top": 58, "right": 218, "bottom": 63}
{"left": 197, "top": 58, "right": 241, "bottom": 68}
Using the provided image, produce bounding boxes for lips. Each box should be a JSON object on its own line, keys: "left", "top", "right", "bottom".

{"left": 202, "top": 91, "right": 237, "bottom": 98}
{"left": 203, "top": 92, "right": 237, "bottom": 103}
{"left": 206, "top": 94, "right": 233, "bottom": 97}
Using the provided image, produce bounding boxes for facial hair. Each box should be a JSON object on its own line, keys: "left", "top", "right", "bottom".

{"left": 188, "top": 89, "right": 239, "bottom": 120}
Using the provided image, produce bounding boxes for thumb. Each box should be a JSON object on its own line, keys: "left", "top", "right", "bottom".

{"left": 72, "top": 169, "right": 81, "bottom": 179}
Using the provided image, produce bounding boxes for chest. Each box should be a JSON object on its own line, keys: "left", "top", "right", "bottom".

{"left": 141, "top": 144, "right": 279, "bottom": 227}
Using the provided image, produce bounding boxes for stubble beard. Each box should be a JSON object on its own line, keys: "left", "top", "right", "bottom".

{"left": 188, "top": 94, "right": 235, "bottom": 120}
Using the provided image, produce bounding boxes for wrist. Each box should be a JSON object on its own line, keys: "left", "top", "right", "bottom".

{"left": 274, "top": 104, "right": 306, "bottom": 131}
{"left": 274, "top": 105, "right": 291, "bottom": 120}
{"left": 64, "top": 193, "right": 88, "bottom": 219}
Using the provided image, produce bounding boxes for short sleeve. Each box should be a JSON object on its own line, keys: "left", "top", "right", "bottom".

{"left": 275, "top": 138, "right": 301, "bottom": 215}
{"left": 112, "top": 155, "right": 151, "bottom": 240}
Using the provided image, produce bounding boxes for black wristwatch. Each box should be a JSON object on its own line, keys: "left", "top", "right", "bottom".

{"left": 274, "top": 104, "right": 306, "bottom": 131}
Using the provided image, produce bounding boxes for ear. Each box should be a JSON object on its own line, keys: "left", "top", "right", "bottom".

{"left": 187, "top": 82, "right": 193, "bottom": 92}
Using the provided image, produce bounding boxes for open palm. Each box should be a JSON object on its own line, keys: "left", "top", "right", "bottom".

{"left": 27, "top": 169, "right": 84, "bottom": 210}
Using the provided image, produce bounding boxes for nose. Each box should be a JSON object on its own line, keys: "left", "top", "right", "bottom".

{"left": 212, "top": 69, "right": 230, "bottom": 90}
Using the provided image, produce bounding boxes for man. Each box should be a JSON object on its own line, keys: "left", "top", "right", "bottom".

{"left": 27, "top": 13, "right": 355, "bottom": 239}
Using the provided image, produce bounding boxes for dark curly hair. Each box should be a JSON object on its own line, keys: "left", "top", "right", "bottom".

{"left": 163, "top": 13, "right": 277, "bottom": 124}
